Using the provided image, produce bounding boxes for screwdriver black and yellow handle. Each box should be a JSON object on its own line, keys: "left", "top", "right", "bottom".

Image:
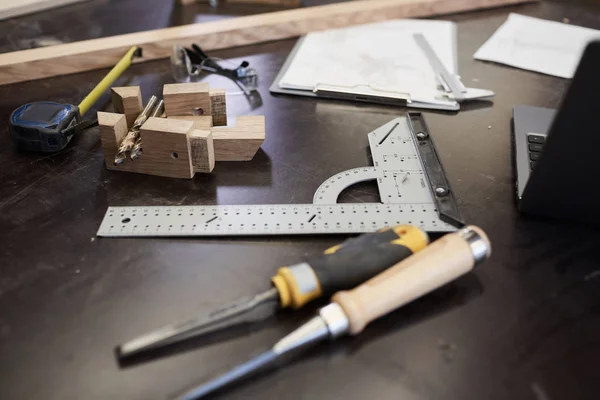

{"left": 271, "top": 225, "right": 429, "bottom": 309}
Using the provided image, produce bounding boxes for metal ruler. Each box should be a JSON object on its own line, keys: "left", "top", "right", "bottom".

{"left": 98, "top": 113, "right": 462, "bottom": 237}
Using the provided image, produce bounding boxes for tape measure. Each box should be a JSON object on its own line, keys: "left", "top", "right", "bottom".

{"left": 97, "top": 113, "right": 462, "bottom": 237}
{"left": 10, "top": 47, "right": 141, "bottom": 153}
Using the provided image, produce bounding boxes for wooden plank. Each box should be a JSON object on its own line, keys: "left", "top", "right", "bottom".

{"left": 0, "top": 0, "right": 537, "bottom": 85}
{"left": 189, "top": 129, "right": 215, "bottom": 173}
{"left": 111, "top": 86, "right": 142, "bottom": 129}
{"left": 0, "top": 0, "right": 88, "bottom": 21}
{"left": 210, "top": 89, "right": 227, "bottom": 127}
{"left": 163, "top": 82, "right": 211, "bottom": 117}
{"left": 181, "top": 0, "right": 301, "bottom": 6}
{"left": 215, "top": 0, "right": 302, "bottom": 5}
{"left": 212, "top": 116, "right": 265, "bottom": 161}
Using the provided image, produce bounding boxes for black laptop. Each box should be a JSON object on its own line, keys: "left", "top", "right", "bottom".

{"left": 512, "top": 40, "right": 600, "bottom": 223}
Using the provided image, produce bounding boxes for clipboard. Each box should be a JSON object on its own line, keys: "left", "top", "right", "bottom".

{"left": 270, "top": 33, "right": 494, "bottom": 111}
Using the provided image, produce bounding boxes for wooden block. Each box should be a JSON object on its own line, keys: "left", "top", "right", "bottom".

{"left": 210, "top": 89, "right": 227, "bottom": 127}
{"left": 101, "top": 116, "right": 196, "bottom": 179}
{"left": 111, "top": 86, "right": 142, "bottom": 129}
{"left": 167, "top": 115, "right": 213, "bottom": 130}
{"left": 137, "top": 118, "right": 195, "bottom": 178}
{"left": 98, "top": 111, "right": 128, "bottom": 159}
{"left": 189, "top": 129, "right": 215, "bottom": 173}
{"left": 163, "top": 82, "right": 211, "bottom": 117}
{"left": 212, "top": 116, "right": 265, "bottom": 161}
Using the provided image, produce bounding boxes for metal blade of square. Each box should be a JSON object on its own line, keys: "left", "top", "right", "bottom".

{"left": 97, "top": 113, "right": 461, "bottom": 237}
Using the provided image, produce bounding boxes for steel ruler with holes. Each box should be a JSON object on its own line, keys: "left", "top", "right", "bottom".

{"left": 98, "top": 113, "right": 462, "bottom": 237}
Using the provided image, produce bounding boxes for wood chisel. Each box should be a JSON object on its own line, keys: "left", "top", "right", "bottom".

{"left": 9, "top": 46, "right": 141, "bottom": 153}
{"left": 175, "top": 226, "right": 491, "bottom": 400}
{"left": 116, "top": 225, "right": 430, "bottom": 360}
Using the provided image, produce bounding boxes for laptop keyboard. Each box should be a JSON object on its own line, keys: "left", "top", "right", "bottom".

{"left": 527, "top": 133, "right": 547, "bottom": 170}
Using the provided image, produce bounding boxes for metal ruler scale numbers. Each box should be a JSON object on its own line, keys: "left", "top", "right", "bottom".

{"left": 98, "top": 113, "right": 462, "bottom": 237}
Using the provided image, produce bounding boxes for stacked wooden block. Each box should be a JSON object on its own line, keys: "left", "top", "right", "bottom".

{"left": 98, "top": 82, "right": 265, "bottom": 179}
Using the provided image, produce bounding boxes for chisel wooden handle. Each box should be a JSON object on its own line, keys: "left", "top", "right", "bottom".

{"left": 332, "top": 226, "right": 491, "bottom": 335}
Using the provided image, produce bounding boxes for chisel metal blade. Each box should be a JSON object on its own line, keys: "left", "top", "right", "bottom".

{"left": 176, "top": 314, "right": 333, "bottom": 400}
{"left": 117, "top": 287, "right": 280, "bottom": 359}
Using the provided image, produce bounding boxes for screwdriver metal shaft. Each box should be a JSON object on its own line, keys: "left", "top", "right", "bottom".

{"left": 176, "top": 226, "right": 491, "bottom": 400}
{"left": 117, "top": 225, "right": 429, "bottom": 360}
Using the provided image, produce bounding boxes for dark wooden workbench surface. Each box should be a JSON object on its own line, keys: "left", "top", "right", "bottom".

{"left": 1, "top": 1, "right": 599, "bottom": 399}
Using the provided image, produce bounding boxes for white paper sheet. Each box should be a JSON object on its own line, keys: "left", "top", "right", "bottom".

{"left": 474, "top": 13, "right": 600, "bottom": 79}
{"left": 278, "top": 19, "right": 457, "bottom": 104}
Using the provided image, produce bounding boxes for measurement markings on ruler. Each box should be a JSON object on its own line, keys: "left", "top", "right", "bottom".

{"left": 98, "top": 114, "right": 462, "bottom": 237}
{"left": 100, "top": 203, "right": 448, "bottom": 237}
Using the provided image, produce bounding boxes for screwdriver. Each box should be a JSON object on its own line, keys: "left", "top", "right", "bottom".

{"left": 117, "top": 225, "right": 430, "bottom": 360}
{"left": 176, "top": 226, "right": 490, "bottom": 399}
